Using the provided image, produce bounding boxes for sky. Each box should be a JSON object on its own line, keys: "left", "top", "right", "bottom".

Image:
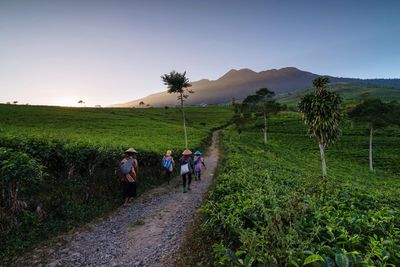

{"left": 0, "top": 0, "right": 399, "bottom": 107}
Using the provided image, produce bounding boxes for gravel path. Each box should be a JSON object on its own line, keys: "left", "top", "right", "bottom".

{"left": 15, "top": 131, "right": 220, "bottom": 267}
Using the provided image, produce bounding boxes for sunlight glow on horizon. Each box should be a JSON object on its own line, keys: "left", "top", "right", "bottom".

{"left": 49, "top": 97, "right": 84, "bottom": 107}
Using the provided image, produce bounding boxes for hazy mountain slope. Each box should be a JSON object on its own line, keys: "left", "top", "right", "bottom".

{"left": 277, "top": 83, "right": 400, "bottom": 107}
{"left": 112, "top": 67, "right": 400, "bottom": 107}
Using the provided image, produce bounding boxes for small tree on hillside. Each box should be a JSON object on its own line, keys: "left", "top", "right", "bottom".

{"left": 348, "top": 98, "right": 400, "bottom": 171}
{"left": 139, "top": 101, "right": 145, "bottom": 107}
{"left": 241, "top": 88, "right": 282, "bottom": 144}
{"left": 161, "top": 71, "right": 193, "bottom": 148}
{"left": 298, "top": 76, "right": 342, "bottom": 178}
{"left": 233, "top": 113, "right": 247, "bottom": 139}
{"left": 254, "top": 88, "right": 282, "bottom": 144}
{"left": 231, "top": 103, "right": 244, "bottom": 138}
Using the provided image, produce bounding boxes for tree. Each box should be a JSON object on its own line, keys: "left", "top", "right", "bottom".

{"left": 298, "top": 77, "right": 342, "bottom": 178}
{"left": 78, "top": 100, "right": 85, "bottom": 106}
{"left": 231, "top": 102, "right": 245, "bottom": 138}
{"left": 161, "top": 71, "right": 193, "bottom": 148}
{"left": 241, "top": 88, "right": 281, "bottom": 144}
{"left": 139, "top": 101, "right": 145, "bottom": 107}
{"left": 254, "top": 88, "right": 281, "bottom": 144}
{"left": 13, "top": 101, "right": 18, "bottom": 104}
{"left": 348, "top": 98, "right": 400, "bottom": 171}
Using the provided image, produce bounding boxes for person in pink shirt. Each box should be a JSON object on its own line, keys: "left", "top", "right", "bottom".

{"left": 193, "top": 150, "right": 205, "bottom": 181}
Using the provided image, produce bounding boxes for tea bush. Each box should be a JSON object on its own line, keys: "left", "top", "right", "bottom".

{"left": 0, "top": 104, "right": 232, "bottom": 262}
{"left": 202, "top": 112, "right": 400, "bottom": 266}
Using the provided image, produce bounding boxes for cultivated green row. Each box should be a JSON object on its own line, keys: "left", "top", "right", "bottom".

{"left": 202, "top": 112, "right": 400, "bottom": 266}
{"left": 0, "top": 104, "right": 233, "bottom": 263}
{"left": 0, "top": 104, "right": 232, "bottom": 151}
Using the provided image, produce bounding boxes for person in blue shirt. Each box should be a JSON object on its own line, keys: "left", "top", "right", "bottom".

{"left": 162, "top": 150, "right": 175, "bottom": 184}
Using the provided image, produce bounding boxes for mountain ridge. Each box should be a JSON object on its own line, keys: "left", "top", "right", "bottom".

{"left": 111, "top": 67, "right": 400, "bottom": 107}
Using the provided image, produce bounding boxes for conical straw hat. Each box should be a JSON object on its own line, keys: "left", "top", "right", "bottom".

{"left": 182, "top": 149, "right": 192, "bottom": 155}
{"left": 125, "top": 148, "right": 138, "bottom": 153}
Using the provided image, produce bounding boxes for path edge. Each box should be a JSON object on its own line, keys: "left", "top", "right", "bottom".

{"left": 167, "top": 130, "right": 226, "bottom": 267}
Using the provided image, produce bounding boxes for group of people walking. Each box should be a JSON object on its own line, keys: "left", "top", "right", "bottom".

{"left": 163, "top": 149, "right": 206, "bottom": 192}
{"left": 119, "top": 147, "right": 206, "bottom": 205}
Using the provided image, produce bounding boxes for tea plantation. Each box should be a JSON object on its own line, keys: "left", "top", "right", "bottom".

{"left": 0, "top": 104, "right": 233, "bottom": 262}
{"left": 201, "top": 112, "right": 400, "bottom": 266}
{"left": 1, "top": 104, "right": 399, "bottom": 266}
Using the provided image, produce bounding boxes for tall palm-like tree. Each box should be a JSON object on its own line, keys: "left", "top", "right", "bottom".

{"left": 298, "top": 77, "right": 342, "bottom": 178}
{"left": 161, "top": 71, "right": 192, "bottom": 148}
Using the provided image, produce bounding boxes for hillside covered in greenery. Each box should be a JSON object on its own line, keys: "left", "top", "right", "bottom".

{"left": 0, "top": 104, "right": 233, "bottom": 262}
{"left": 198, "top": 112, "right": 400, "bottom": 266}
{"left": 277, "top": 83, "right": 400, "bottom": 107}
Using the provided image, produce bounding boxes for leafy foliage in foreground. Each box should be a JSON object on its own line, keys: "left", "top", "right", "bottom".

{"left": 0, "top": 104, "right": 232, "bottom": 262}
{"left": 202, "top": 112, "right": 400, "bottom": 266}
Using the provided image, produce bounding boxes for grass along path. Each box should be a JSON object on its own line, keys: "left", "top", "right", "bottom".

{"left": 13, "top": 131, "right": 221, "bottom": 267}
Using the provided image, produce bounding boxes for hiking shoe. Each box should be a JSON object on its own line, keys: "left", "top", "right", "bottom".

{"left": 183, "top": 188, "right": 187, "bottom": 193}
{"left": 187, "top": 186, "right": 191, "bottom": 191}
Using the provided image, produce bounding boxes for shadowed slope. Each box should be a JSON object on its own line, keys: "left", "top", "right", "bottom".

{"left": 112, "top": 67, "right": 400, "bottom": 107}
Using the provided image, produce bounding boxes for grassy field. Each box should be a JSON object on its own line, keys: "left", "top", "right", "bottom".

{"left": 198, "top": 112, "right": 400, "bottom": 266}
{"left": 0, "top": 104, "right": 232, "bottom": 151}
{"left": 277, "top": 83, "right": 400, "bottom": 107}
{"left": 0, "top": 104, "right": 233, "bottom": 262}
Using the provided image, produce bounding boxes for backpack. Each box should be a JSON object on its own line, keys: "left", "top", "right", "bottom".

{"left": 120, "top": 158, "right": 133, "bottom": 175}
{"left": 163, "top": 157, "right": 172, "bottom": 170}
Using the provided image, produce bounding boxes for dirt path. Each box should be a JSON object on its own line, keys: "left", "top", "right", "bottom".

{"left": 16, "top": 131, "right": 220, "bottom": 267}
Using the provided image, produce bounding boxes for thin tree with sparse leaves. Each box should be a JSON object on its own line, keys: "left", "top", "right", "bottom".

{"left": 161, "top": 71, "right": 193, "bottom": 148}
{"left": 255, "top": 88, "right": 281, "bottom": 144}
{"left": 298, "top": 76, "right": 342, "bottom": 178}
{"left": 241, "top": 88, "right": 281, "bottom": 144}
{"left": 348, "top": 98, "right": 400, "bottom": 171}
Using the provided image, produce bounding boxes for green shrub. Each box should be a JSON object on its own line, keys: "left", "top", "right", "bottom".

{"left": 202, "top": 113, "right": 400, "bottom": 266}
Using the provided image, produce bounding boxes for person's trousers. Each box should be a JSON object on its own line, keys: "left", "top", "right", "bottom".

{"left": 182, "top": 173, "right": 192, "bottom": 188}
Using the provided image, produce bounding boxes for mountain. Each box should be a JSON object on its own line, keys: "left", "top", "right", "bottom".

{"left": 111, "top": 67, "right": 400, "bottom": 107}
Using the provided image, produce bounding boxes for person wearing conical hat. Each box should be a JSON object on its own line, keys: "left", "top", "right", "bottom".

{"left": 120, "top": 148, "right": 139, "bottom": 206}
{"left": 193, "top": 150, "right": 206, "bottom": 181}
{"left": 179, "top": 149, "right": 193, "bottom": 193}
{"left": 161, "top": 150, "right": 175, "bottom": 184}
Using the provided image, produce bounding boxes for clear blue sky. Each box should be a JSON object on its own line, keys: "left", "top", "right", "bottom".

{"left": 1, "top": 0, "right": 399, "bottom": 106}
